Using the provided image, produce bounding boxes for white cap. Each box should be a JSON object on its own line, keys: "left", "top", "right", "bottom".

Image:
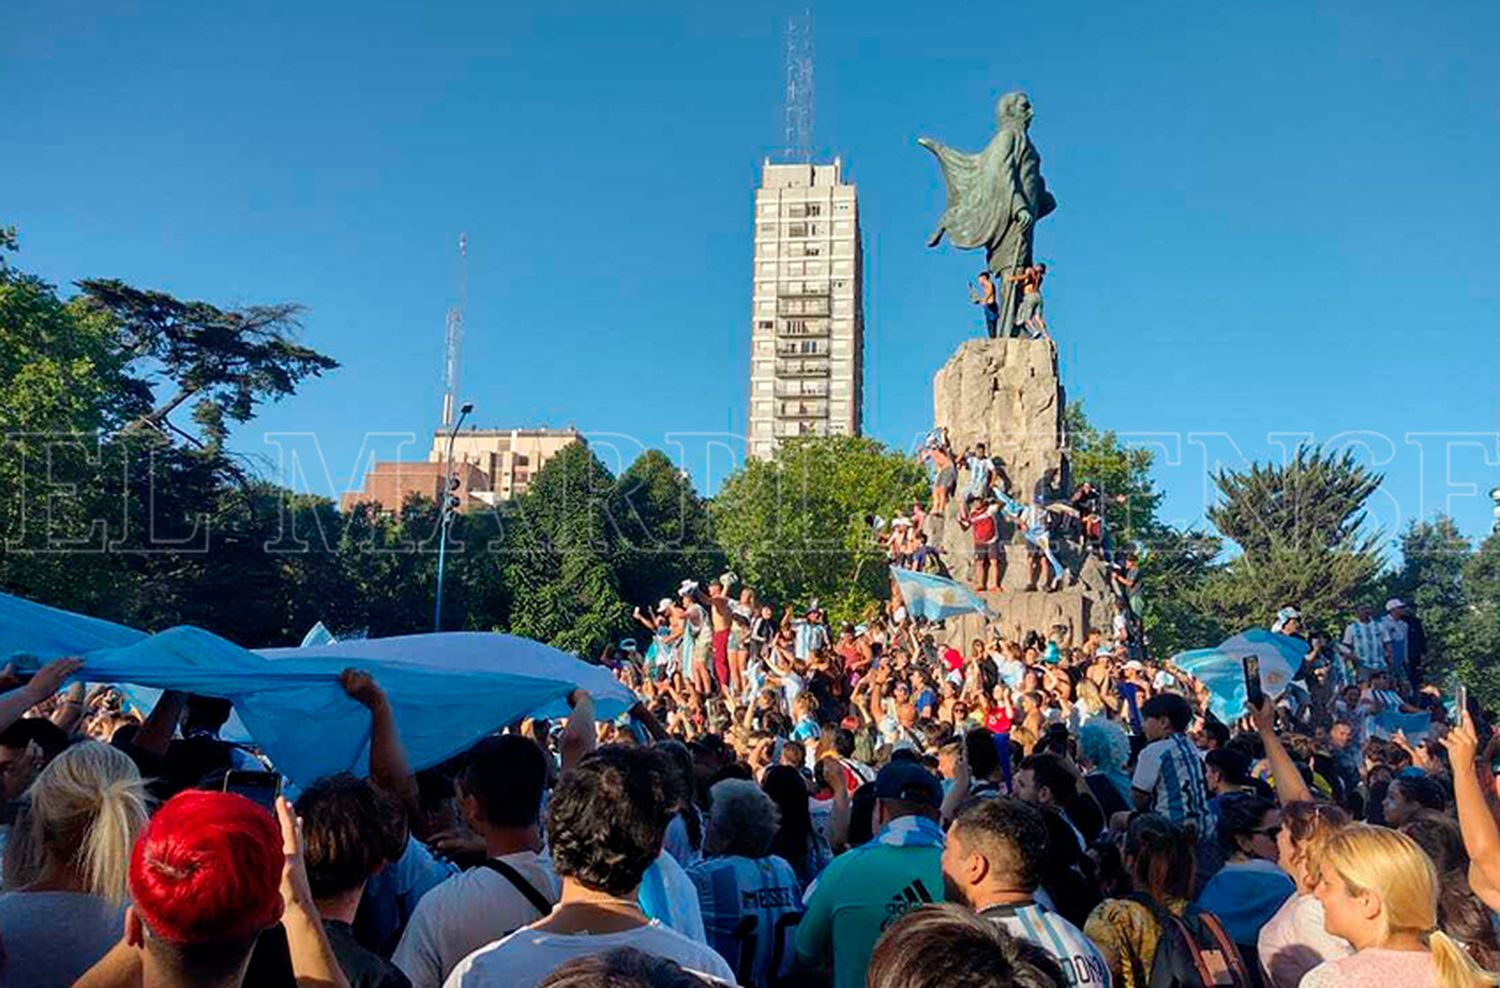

{"left": 657, "top": 598, "right": 673, "bottom": 612}
{"left": 1124, "top": 660, "right": 1146, "bottom": 671}
{"left": 678, "top": 580, "right": 698, "bottom": 596}
{"left": 1385, "top": 598, "right": 1405, "bottom": 611}
{"left": 1276, "top": 606, "right": 1300, "bottom": 622}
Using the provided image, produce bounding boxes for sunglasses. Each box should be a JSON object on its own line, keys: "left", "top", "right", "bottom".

{"left": 1252, "top": 826, "right": 1283, "bottom": 840}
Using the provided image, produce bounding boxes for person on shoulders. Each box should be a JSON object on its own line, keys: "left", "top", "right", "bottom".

{"left": 1130, "top": 693, "right": 1211, "bottom": 839}
{"left": 443, "top": 746, "right": 734, "bottom": 988}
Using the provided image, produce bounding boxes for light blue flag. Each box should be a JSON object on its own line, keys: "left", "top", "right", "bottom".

{"left": 890, "top": 567, "right": 994, "bottom": 622}
{"left": 1172, "top": 629, "right": 1309, "bottom": 723}
{"left": 1367, "top": 709, "right": 1433, "bottom": 742}
{"left": 0, "top": 591, "right": 636, "bottom": 788}
{"left": 300, "top": 622, "right": 338, "bottom": 648}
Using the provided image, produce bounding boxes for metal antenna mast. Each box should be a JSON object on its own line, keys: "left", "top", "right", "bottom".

{"left": 441, "top": 233, "right": 467, "bottom": 428}
{"left": 783, "top": 10, "right": 814, "bottom": 162}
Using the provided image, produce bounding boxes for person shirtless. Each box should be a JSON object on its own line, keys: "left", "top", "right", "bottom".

{"left": 1005, "top": 263, "right": 1049, "bottom": 339}
{"left": 921, "top": 440, "right": 957, "bottom": 512}
{"left": 970, "top": 270, "right": 1000, "bottom": 339}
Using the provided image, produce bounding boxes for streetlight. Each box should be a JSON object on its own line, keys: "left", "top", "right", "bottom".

{"left": 434, "top": 401, "right": 474, "bottom": 632}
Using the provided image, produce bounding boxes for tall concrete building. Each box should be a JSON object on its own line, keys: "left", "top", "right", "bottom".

{"left": 747, "top": 159, "right": 864, "bottom": 458}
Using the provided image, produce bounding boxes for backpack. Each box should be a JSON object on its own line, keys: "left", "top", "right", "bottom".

{"left": 1126, "top": 894, "right": 1255, "bottom": 988}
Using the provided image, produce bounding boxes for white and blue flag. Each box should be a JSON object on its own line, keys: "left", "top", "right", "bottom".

{"left": 890, "top": 567, "right": 994, "bottom": 622}
{"left": 1172, "top": 628, "right": 1309, "bottom": 723}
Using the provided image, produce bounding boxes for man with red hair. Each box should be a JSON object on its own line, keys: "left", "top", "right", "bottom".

{"left": 76, "top": 790, "right": 348, "bottom": 988}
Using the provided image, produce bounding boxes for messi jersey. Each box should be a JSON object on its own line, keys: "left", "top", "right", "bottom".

{"left": 688, "top": 854, "right": 804, "bottom": 988}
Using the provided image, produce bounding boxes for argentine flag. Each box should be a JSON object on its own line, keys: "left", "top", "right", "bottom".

{"left": 1172, "top": 629, "right": 1309, "bottom": 723}
{"left": 891, "top": 567, "right": 994, "bottom": 622}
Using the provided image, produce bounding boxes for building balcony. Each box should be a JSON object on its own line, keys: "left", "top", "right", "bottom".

{"left": 775, "top": 360, "right": 830, "bottom": 378}
{"left": 775, "top": 382, "right": 829, "bottom": 398}
{"left": 776, "top": 402, "right": 829, "bottom": 420}
{"left": 777, "top": 320, "right": 829, "bottom": 338}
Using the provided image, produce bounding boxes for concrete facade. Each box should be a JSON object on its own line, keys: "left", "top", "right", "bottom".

{"left": 747, "top": 159, "right": 864, "bottom": 458}
{"left": 432, "top": 427, "right": 582, "bottom": 502}
{"left": 341, "top": 427, "right": 582, "bottom": 514}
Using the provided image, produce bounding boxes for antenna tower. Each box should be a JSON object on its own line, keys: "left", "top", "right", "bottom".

{"left": 783, "top": 11, "right": 814, "bottom": 162}
{"left": 441, "top": 233, "right": 467, "bottom": 428}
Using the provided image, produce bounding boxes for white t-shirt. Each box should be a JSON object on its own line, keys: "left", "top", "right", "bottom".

{"left": 442, "top": 920, "right": 736, "bottom": 988}
{"left": 394, "top": 851, "right": 560, "bottom": 988}
{"left": 1256, "top": 891, "right": 1351, "bottom": 988}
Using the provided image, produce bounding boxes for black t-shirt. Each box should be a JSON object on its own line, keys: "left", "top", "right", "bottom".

{"left": 324, "top": 919, "right": 412, "bottom": 988}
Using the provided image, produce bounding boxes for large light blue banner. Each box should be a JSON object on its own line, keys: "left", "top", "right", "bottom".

{"left": 0, "top": 592, "right": 636, "bottom": 788}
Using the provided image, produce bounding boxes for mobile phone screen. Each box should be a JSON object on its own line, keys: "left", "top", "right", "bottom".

{"left": 1243, "top": 655, "right": 1264, "bottom": 709}
{"left": 223, "top": 770, "right": 280, "bottom": 813}
{"left": 1455, "top": 684, "right": 1469, "bottom": 726}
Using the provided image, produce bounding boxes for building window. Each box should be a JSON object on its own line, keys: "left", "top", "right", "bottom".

{"left": 800, "top": 340, "right": 819, "bottom": 354}
{"left": 806, "top": 203, "right": 821, "bottom": 217}
{"left": 757, "top": 320, "right": 773, "bottom": 330}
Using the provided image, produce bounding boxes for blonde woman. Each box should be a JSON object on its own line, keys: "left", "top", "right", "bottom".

{"left": 1256, "top": 801, "right": 1352, "bottom": 987}
{"left": 1303, "top": 823, "right": 1498, "bottom": 988}
{"left": 0, "top": 740, "right": 150, "bottom": 987}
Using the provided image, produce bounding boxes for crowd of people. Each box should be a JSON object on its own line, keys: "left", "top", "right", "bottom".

{"left": 0, "top": 556, "right": 1496, "bottom": 988}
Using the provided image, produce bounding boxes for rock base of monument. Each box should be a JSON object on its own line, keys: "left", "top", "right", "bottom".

{"left": 918, "top": 335, "right": 1118, "bottom": 649}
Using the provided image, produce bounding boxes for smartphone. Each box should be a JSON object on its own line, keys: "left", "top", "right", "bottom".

{"left": 1243, "top": 655, "right": 1264, "bottom": 710}
{"left": 1455, "top": 684, "right": 1468, "bottom": 726}
{"left": 222, "top": 770, "right": 281, "bottom": 813}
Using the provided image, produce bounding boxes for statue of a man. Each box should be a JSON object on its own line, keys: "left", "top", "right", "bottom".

{"left": 919, "top": 91, "right": 1057, "bottom": 336}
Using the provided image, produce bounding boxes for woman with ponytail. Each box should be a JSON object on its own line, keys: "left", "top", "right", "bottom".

{"left": 1303, "top": 823, "right": 1498, "bottom": 988}
{"left": 0, "top": 740, "right": 150, "bottom": 987}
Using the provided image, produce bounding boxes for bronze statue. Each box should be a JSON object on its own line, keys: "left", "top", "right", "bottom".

{"left": 919, "top": 91, "right": 1057, "bottom": 336}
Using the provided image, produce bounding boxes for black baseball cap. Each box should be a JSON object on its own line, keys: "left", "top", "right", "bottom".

{"left": 873, "top": 762, "right": 942, "bottom": 808}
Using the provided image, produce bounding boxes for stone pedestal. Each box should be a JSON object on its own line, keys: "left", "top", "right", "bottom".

{"left": 920, "top": 337, "right": 1116, "bottom": 647}
{"left": 933, "top": 337, "right": 1067, "bottom": 501}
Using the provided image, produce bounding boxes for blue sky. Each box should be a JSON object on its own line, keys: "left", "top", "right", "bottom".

{"left": 5, "top": 1, "right": 1499, "bottom": 557}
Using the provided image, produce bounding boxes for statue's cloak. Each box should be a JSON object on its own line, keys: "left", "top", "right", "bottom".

{"left": 921, "top": 127, "right": 1055, "bottom": 263}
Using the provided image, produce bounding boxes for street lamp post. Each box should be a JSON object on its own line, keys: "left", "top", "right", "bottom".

{"left": 434, "top": 402, "right": 474, "bottom": 632}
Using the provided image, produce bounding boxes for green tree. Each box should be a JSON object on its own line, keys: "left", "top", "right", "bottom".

{"left": 610, "top": 450, "right": 725, "bottom": 609}
{"left": 1459, "top": 531, "right": 1500, "bottom": 706}
{"left": 1386, "top": 515, "right": 1471, "bottom": 680}
{"left": 1066, "top": 402, "right": 1224, "bottom": 653}
{"left": 76, "top": 278, "right": 336, "bottom": 451}
{"left": 498, "top": 443, "right": 630, "bottom": 656}
{"left": 711, "top": 435, "right": 927, "bottom": 623}
{"left": 1205, "top": 447, "right": 1383, "bottom": 630}
{"left": 1066, "top": 402, "right": 1163, "bottom": 546}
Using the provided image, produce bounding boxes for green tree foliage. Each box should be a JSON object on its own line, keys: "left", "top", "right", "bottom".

{"left": 498, "top": 442, "right": 631, "bottom": 655}
{"left": 1066, "top": 403, "right": 1224, "bottom": 652}
{"left": 711, "top": 436, "right": 927, "bottom": 623}
{"left": 1065, "top": 403, "right": 1163, "bottom": 545}
{"left": 1381, "top": 516, "right": 1500, "bottom": 704}
{"left": 610, "top": 449, "right": 725, "bottom": 609}
{"left": 1205, "top": 447, "right": 1383, "bottom": 631}
{"left": 76, "top": 278, "right": 337, "bottom": 451}
{"left": 1458, "top": 531, "right": 1500, "bottom": 705}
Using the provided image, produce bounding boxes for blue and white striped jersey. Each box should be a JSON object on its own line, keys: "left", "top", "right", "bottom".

{"left": 982, "top": 901, "right": 1112, "bottom": 986}
{"left": 687, "top": 854, "right": 803, "bottom": 988}
{"left": 1131, "top": 733, "right": 1211, "bottom": 835}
